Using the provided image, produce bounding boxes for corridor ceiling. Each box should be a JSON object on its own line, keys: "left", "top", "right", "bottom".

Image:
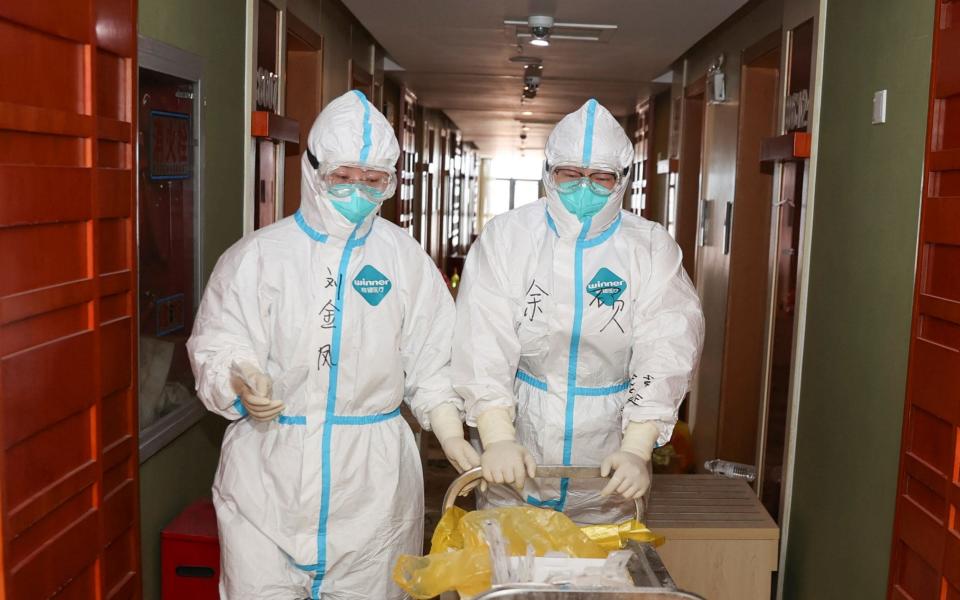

{"left": 343, "top": 0, "right": 749, "bottom": 157}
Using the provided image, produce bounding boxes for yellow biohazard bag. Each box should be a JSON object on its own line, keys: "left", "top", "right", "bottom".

{"left": 393, "top": 505, "right": 663, "bottom": 599}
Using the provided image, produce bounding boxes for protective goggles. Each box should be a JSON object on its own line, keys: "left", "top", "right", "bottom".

{"left": 307, "top": 149, "right": 397, "bottom": 201}
{"left": 546, "top": 163, "right": 627, "bottom": 197}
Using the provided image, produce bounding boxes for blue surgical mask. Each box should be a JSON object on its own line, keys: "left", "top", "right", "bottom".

{"left": 328, "top": 185, "right": 380, "bottom": 224}
{"left": 557, "top": 179, "right": 611, "bottom": 221}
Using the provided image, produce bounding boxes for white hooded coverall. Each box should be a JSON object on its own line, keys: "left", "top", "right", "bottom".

{"left": 188, "top": 91, "right": 458, "bottom": 598}
{"left": 452, "top": 99, "right": 705, "bottom": 525}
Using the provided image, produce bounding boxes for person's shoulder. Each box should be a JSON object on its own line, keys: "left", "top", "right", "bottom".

{"left": 479, "top": 199, "right": 547, "bottom": 241}
{"left": 618, "top": 210, "right": 655, "bottom": 235}
{"left": 371, "top": 216, "right": 421, "bottom": 249}
{"left": 369, "top": 217, "right": 440, "bottom": 272}
{"left": 618, "top": 212, "right": 674, "bottom": 246}
{"left": 212, "top": 217, "right": 300, "bottom": 275}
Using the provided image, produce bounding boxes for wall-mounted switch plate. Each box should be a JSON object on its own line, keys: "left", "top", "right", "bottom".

{"left": 873, "top": 90, "right": 888, "bottom": 124}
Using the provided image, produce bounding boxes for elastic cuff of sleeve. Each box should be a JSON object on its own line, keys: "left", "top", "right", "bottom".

{"left": 232, "top": 396, "right": 249, "bottom": 418}
{"left": 476, "top": 407, "right": 516, "bottom": 446}
{"left": 428, "top": 402, "right": 464, "bottom": 441}
{"left": 621, "top": 421, "right": 660, "bottom": 461}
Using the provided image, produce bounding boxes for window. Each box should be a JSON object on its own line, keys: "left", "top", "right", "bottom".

{"left": 488, "top": 179, "right": 511, "bottom": 216}
{"left": 513, "top": 180, "right": 540, "bottom": 208}
{"left": 484, "top": 154, "right": 544, "bottom": 222}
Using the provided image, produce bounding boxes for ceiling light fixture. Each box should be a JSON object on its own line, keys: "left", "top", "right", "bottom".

{"left": 522, "top": 110, "right": 533, "bottom": 116}
{"left": 528, "top": 15, "right": 553, "bottom": 47}
{"left": 505, "top": 17, "right": 617, "bottom": 45}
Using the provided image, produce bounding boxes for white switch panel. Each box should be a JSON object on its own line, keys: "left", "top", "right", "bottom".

{"left": 873, "top": 90, "right": 888, "bottom": 124}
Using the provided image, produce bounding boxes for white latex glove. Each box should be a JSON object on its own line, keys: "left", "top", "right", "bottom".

{"left": 477, "top": 408, "right": 536, "bottom": 489}
{"left": 428, "top": 403, "right": 480, "bottom": 473}
{"left": 230, "top": 361, "right": 284, "bottom": 422}
{"left": 600, "top": 421, "right": 659, "bottom": 500}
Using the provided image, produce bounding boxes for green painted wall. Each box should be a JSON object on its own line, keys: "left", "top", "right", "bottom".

{"left": 783, "top": 1, "right": 934, "bottom": 598}
{"left": 138, "top": 1, "right": 246, "bottom": 597}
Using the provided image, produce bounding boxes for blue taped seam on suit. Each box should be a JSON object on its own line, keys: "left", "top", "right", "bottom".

{"left": 232, "top": 396, "right": 248, "bottom": 417}
{"left": 580, "top": 213, "right": 621, "bottom": 248}
{"left": 525, "top": 208, "right": 622, "bottom": 513}
{"left": 581, "top": 99, "right": 598, "bottom": 166}
{"left": 352, "top": 90, "right": 373, "bottom": 164}
{"left": 516, "top": 370, "right": 628, "bottom": 396}
{"left": 557, "top": 218, "right": 592, "bottom": 512}
{"left": 575, "top": 382, "right": 630, "bottom": 396}
{"left": 545, "top": 209, "right": 559, "bottom": 235}
{"left": 295, "top": 210, "right": 330, "bottom": 242}
{"left": 233, "top": 382, "right": 305, "bottom": 426}
{"left": 516, "top": 369, "right": 548, "bottom": 391}
{"left": 312, "top": 232, "right": 358, "bottom": 598}
{"left": 328, "top": 407, "right": 401, "bottom": 425}
{"left": 311, "top": 221, "right": 376, "bottom": 598}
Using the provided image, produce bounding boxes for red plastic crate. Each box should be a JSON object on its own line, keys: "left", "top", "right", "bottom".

{"left": 161, "top": 499, "right": 221, "bottom": 599}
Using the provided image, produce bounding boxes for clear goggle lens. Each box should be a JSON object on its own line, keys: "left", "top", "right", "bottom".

{"left": 327, "top": 183, "right": 389, "bottom": 201}
{"left": 549, "top": 166, "right": 621, "bottom": 197}
{"left": 321, "top": 164, "right": 395, "bottom": 200}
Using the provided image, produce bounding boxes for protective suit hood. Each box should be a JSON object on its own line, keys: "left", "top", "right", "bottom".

{"left": 300, "top": 90, "right": 400, "bottom": 240}
{"left": 543, "top": 99, "right": 634, "bottom": 238}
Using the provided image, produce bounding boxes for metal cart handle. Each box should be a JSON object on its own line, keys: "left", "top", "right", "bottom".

{"left": 442, "top": 464, "right": 645, "bottom": 522}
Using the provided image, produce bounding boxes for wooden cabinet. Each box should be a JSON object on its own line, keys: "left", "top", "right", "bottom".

{"left": 647, "top": 475, "right": 779, "bottom": 600}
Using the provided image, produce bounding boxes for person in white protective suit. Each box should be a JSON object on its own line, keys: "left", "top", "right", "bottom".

{"left": 187, "top": 90, "right": 479, "bottom": 599}
{"left": 452, "top": 98, "right": 705, "bottom": 525}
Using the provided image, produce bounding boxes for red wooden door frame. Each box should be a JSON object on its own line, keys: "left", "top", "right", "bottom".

{"left": 0, "top": 2, "right": 141, "bottom": 597}
{"left": 887, "top": 1, "right": 960, "bottom": 598}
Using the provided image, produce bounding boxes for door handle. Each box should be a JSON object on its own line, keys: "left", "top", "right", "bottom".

{"left": 723, "top": 200, "right": 733, "bottom": 255}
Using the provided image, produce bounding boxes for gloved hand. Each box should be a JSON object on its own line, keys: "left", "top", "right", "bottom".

{"left": 600, "top": 421, "right": 659, "bottom": 500}
{"left": 230, "top": 361, "right": 284, "bottom": 422}
{"left": 428, "top": 403, "right": 480, "bottom": 473}
{"left": 477, "top": 408, "right": 536, "bottom": 489}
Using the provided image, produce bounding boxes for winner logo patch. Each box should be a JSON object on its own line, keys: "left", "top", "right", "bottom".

{"left": 352, "top": 265, "right": 392, "bottom": 306}
{"left": 586, "top": 268, "right": 626, "bottom": 306}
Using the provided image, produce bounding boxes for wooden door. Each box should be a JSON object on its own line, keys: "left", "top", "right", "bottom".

{"left": 676, "top": 79, "right": 706, "bottom": 280}
{"left": 757, "top": 18, "right": 814, "bottom": 522}
{"left": 0, "top": 1, "right": 141, "bottom": 598}
{"left": 283, "top": 16, "right": 323, "bottom": 218}
{"left": 887, "top": 1, "right": 960, "bottom": 598}
{"left": 715, "top": 37, "right": 780, "bottom": 467}
{"left": 255, "top": 138, "right": 278, "bottom": 229}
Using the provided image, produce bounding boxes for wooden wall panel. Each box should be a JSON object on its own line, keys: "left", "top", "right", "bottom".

{"left": 0, "top": 1, "right": 140, "bottom": 597}
{"left": 888, "top": 1, "right": 960, "bottom": 597}
{"left": 0, "top": 21, "right": 85, "bottom": 114}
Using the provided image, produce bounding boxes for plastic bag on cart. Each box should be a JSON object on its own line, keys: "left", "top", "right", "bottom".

{"left": 581, "top": 518, "right": 664, "bottom": 552}
{"left": 393, "top": 505, "right": 662, "bottom": 599}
